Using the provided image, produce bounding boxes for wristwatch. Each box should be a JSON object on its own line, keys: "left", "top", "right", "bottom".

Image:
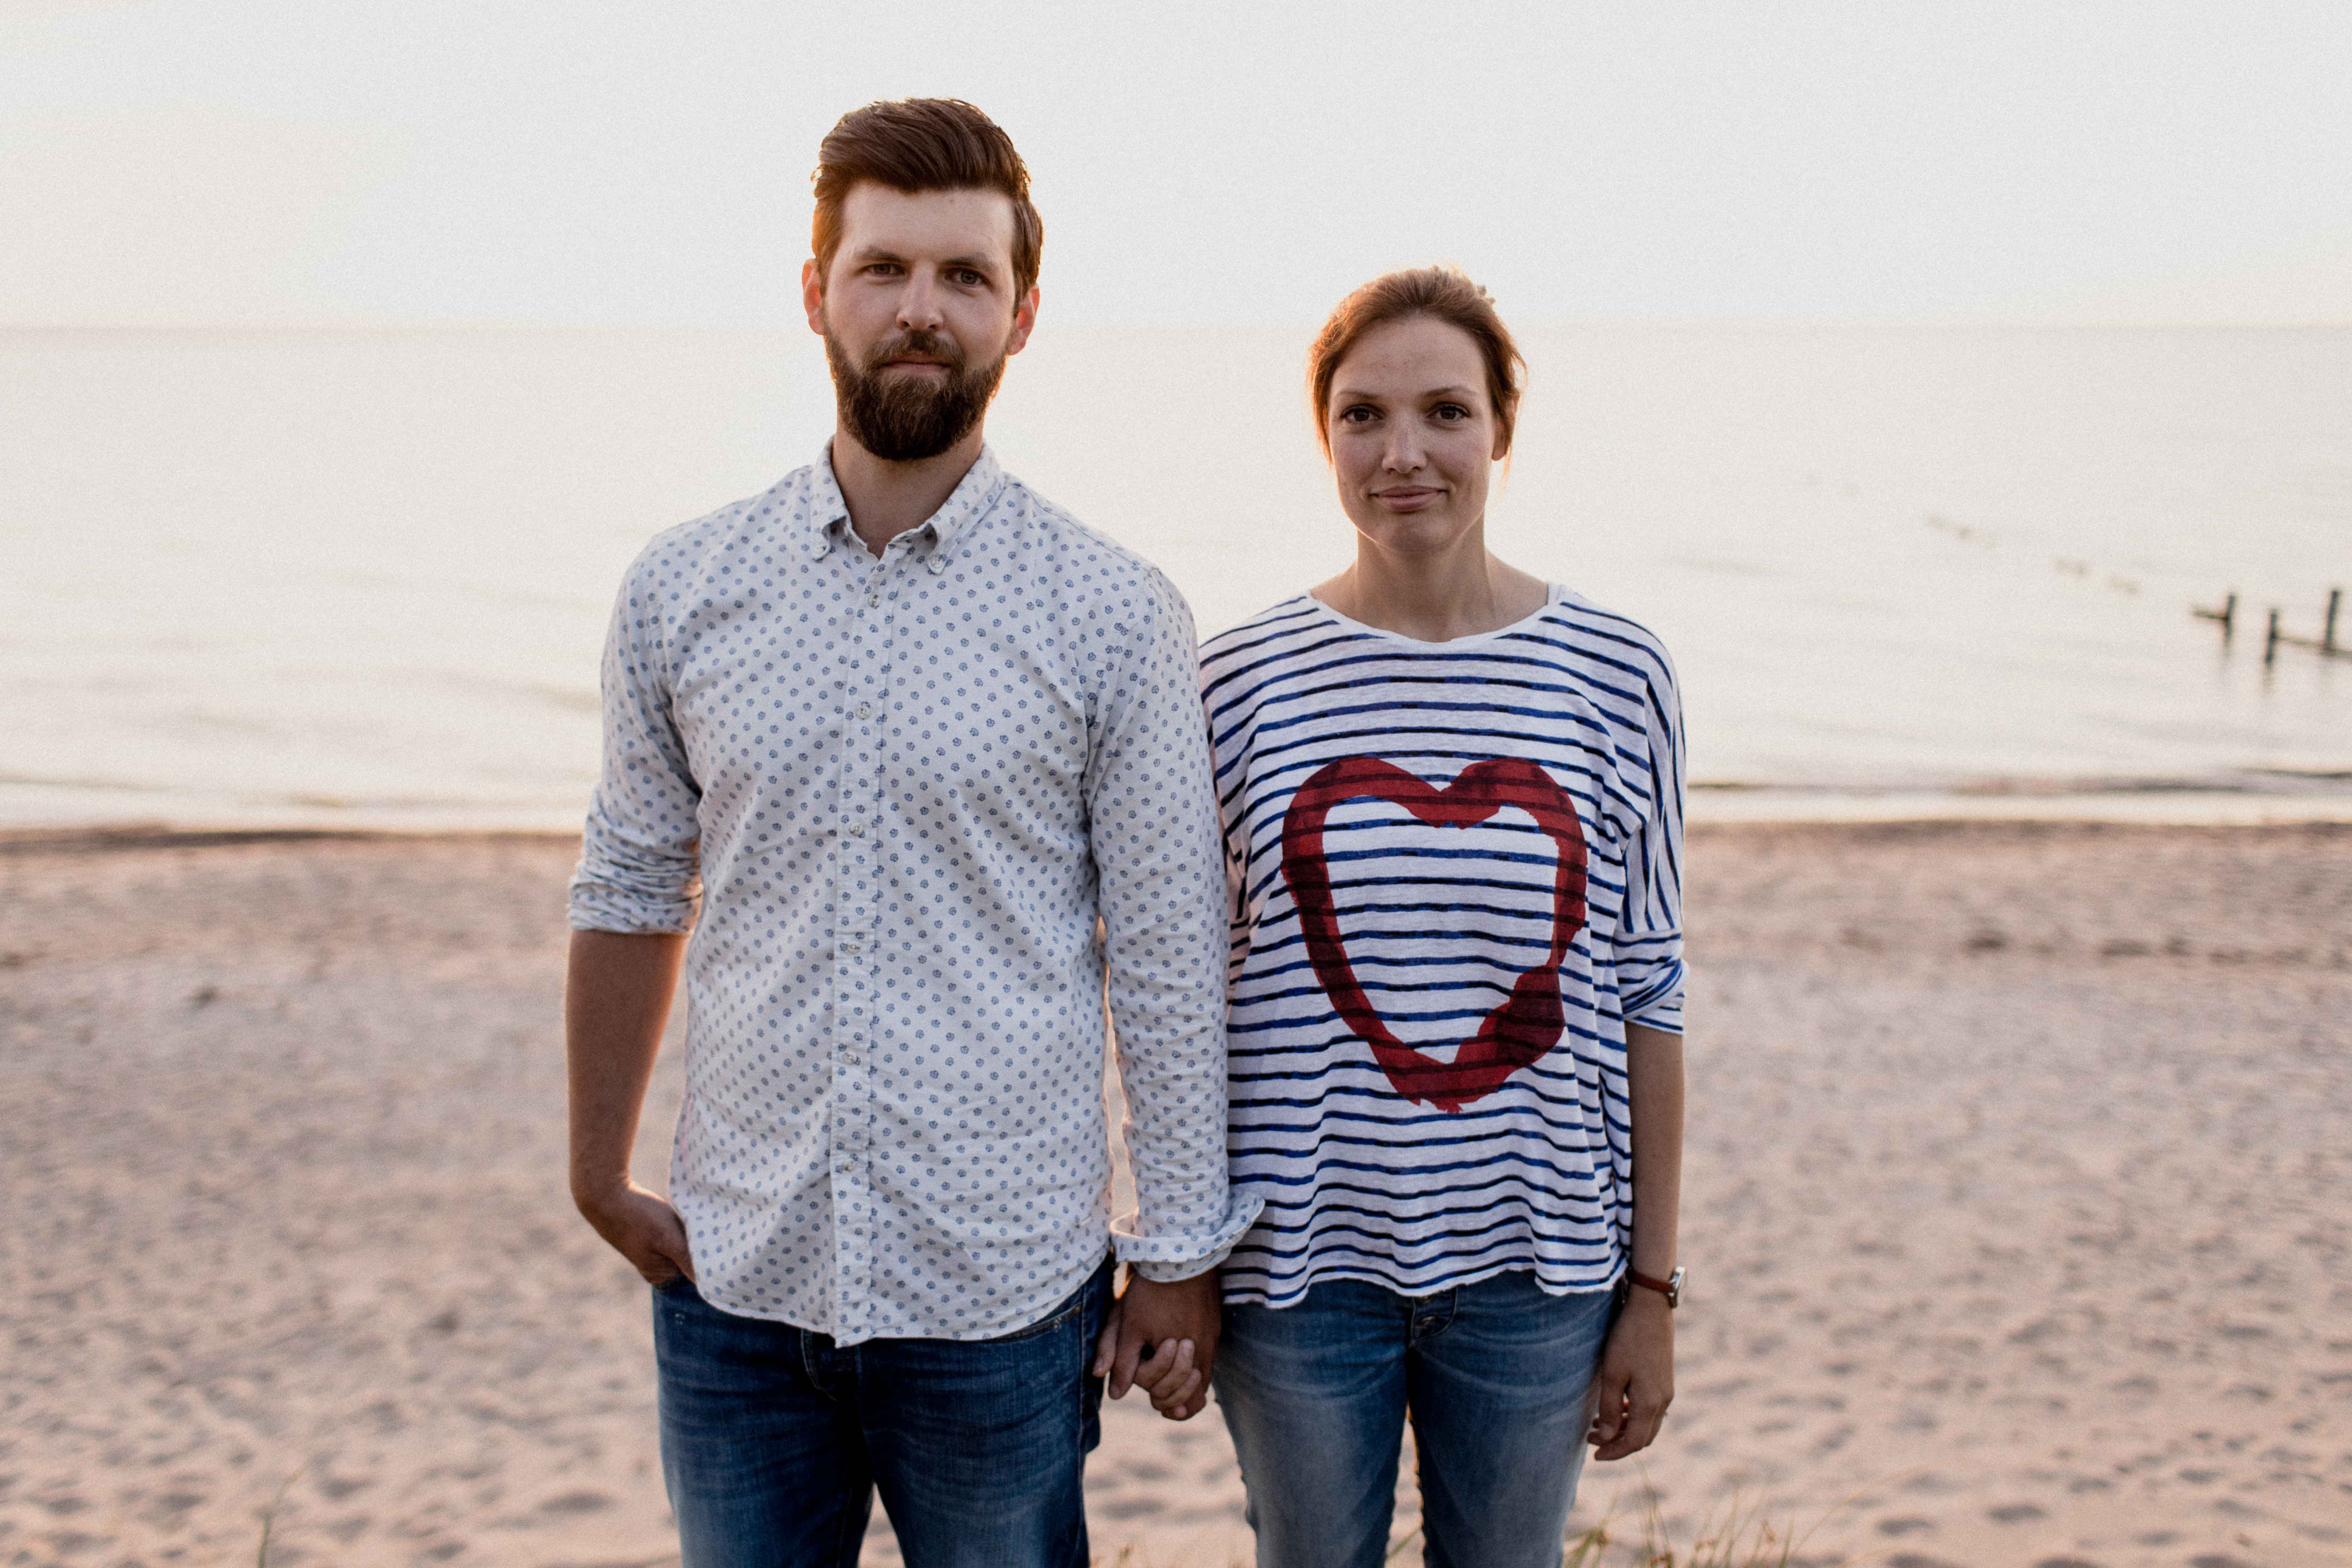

{"left": 1626, "top": 1265, "right": 1683, "bottom": 1309}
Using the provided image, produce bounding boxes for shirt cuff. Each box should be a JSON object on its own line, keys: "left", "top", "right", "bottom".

{"left": 1111, "top": 1189, "right": 1264, "bottom": 1283}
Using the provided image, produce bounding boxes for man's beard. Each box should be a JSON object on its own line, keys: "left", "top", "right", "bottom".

{"left": 824, "top": 323, "right": 1007, "bottom": 463}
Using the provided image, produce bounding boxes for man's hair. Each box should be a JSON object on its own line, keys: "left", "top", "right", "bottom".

{"left": 1306, "top": 267, "right": 1525, "bottom": 459}
{"left": 811, "top": 99, "right": 1043, "bottom": 299}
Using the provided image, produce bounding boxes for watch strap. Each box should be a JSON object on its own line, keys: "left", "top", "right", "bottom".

{"left": 1625, "top": 1265, "right": 1682, "bottom": 1308}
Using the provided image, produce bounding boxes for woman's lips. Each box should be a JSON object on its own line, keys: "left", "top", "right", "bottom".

{"left": 1374, "top": 487, "right": 1441, "bottom": 511}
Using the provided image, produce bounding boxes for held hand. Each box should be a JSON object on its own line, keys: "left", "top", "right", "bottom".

{"left": 1090, "top": 1269, "right": 1220, "bottom": 1421}
{"left": 1589, "top": 1290, "right": 1674, "bottom": 1461}
{"left": 574, "top": 1179, "right": 696, "bottom": 1287}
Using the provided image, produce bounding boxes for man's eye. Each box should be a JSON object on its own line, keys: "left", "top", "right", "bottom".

{"left": 952, "top": 269, "right": 984, "bottom": 286}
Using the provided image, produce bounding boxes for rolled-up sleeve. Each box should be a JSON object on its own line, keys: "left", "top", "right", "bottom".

{"left": 1614, "top": 646, "right": 1686, "bottom": 1033}
{"left": 568, "top": 549, "right": 703, "bottom": 935}
{"left": 1089, "top": 571, "right": 1263, "bottom": 1281}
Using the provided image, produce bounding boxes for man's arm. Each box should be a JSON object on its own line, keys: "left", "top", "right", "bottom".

{"left": 566, "top": 928, "right": 694, "bottom": 1284}
{"left": 1083, "top": 571, "right": 1263, "bottom": 1420}
{"left": 1590, "top": 1021, "right": 1682, "bottom": 1460}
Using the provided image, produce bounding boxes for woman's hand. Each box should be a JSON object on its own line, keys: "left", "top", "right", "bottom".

{"left": 1588, "top": 1290, "right": 1674, "bottom": 1460}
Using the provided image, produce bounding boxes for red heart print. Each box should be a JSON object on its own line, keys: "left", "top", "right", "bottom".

{"left": 1280, "top": 756, "right": 1588, "bottom": 1113}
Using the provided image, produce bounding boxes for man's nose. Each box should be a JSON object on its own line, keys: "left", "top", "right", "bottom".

{"left": 896, "top": 270, "right": 946, "bottom": 332}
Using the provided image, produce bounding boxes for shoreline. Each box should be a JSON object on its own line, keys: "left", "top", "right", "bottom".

{"left": 10, "top": 786, "right": 2352, "bottom": 852}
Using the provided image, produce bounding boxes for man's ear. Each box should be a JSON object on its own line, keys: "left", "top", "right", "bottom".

{"left": 1004, "top": 284, "right": 1040, "bottom": 358}
{"left": 801, "top": 258, "right": 825, "bottom": 336}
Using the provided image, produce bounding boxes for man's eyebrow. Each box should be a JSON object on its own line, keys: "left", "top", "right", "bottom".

{"left": 939, "top": 252, "right": 1001, "bottom": 279}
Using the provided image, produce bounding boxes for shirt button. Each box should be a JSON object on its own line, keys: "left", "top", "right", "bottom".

{"left": 846, "top": 820, "right": 865, "bottom": 837}
{"left": 841, "top": 939, "right": 862, "bottom": 956}
{"left": 866, "top": 592, "right": 881, "bottom": 608}
{"left": 857, "top": 702, "right": 871, "bottom": 721}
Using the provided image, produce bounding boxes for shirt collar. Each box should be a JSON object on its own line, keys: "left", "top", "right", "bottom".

{"left": 804, "top": 442, "right": 1007, "bottom": 574}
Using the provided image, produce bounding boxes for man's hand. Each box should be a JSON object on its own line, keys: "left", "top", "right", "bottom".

{"left": 1589, "top": 1290, "right": 1674, "bottom": 1460}
{"left": 574, "top": 1178, "right": 696, "bottom": 1287}
{"left": 1091, "top": 1269, "right": 1221, "bottom": 1421}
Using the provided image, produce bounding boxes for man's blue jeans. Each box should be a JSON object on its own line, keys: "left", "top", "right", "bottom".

{"left": 652, "top": 1257, "right": 1112, "bottom": 1568}
{"left": 1215, "top": 1269, "right": 1617, "bottom": 1568}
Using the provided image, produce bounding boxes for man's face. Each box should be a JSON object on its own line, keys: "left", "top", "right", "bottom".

{"left": 803, "top": 183, "right": 1038, "bottom": 463}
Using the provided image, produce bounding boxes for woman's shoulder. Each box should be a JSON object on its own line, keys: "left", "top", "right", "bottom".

{"left": 1197, "top": 594, "right": 1331, "bottom": 674}
{"left": 1524, "top": 586, "right": 1680, "bottom": 692}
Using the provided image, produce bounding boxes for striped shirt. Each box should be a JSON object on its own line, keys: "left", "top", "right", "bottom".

{"left": 1203, "top": 586, "right": 1685, "bottom": 1307}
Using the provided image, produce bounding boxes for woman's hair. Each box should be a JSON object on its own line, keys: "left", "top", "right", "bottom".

{"left": 811, "top": 98, "right": 1044, "bottom": 297}
{"left": 1306, "top": 266, "right": 1525, "bottom": 459}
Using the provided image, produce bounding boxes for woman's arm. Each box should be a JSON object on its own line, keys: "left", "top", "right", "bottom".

{"left": 1589, "top": 1021, "right": 1683, "bottom": 1460}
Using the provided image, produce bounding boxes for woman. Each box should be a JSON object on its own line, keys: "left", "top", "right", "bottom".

{"left": 1201, "top": 267, "right": 1686, "bottom": 1568}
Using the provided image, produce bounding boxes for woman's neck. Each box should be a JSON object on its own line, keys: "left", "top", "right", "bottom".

{"left": 1314, "top": 527, "right": 1549, "bottom": 643}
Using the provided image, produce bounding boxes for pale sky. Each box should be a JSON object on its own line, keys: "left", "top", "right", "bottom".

{"left": 4, "top": 0, "right": 2349, "bottom": 327}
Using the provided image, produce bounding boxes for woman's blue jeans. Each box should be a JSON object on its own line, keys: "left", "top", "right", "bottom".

{"left": 652, "top": 1257, "right": 1111, "bottom": 1568}
{"left": 1215, "top": 1269, "right": 1617, "bottom": 1568}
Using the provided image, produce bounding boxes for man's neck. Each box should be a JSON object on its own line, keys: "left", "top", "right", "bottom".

{"left": 831, "top": 428, "right": 987, "bottom": 557}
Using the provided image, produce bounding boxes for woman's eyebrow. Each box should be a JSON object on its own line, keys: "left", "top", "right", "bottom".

{"left": 1333, "top": 382, "right": 1481, "bottom": 401}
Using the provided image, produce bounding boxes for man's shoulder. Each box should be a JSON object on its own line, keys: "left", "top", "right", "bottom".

{"left": 624, "top": 469, "right": 814, "bottom": 591}
{"left": 993, "top": 475, "right": 1187, "bottom": 621}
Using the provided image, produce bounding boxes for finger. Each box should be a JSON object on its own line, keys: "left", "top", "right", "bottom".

{"left": 1109, "top": 1327, "right": 1148, "bottom": 1400}
{"left": 1150, "top": 1370, "right": 1203, "bottom": 1416}
{"left": 1140, "top": 1343, "right": 1198, "bottom": 1401}
{"left": 652, "top": 1207, "right": 697, "bottom": 1282}
{"left": 1588, "top": 1369, "right": 1630, "bottom": 1443}
{"left": 1593, "top": 1392, "right": 1665, "bottom": 1461}
{"left": 1620, "top": 1394, "right": 1670, "bottom": 1455}
{"left": 1092, "top": 1305, "right": 1123, "bottom": 1379}
{"left": 1136, "top": 1339, "right": 1197, "bottom": 1396}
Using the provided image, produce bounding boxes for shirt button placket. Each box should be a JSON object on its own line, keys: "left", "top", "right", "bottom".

{"left": 834, "top": 542, "right": 899, "bottom": 1341}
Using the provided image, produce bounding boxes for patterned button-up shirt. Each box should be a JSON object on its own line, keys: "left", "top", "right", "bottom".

{"left": 569, "top": 445, "right": 1258, "bottom": 1343}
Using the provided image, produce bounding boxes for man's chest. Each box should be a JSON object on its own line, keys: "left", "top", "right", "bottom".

{"left": 664, "top": 580, "right": 1098, "bottom": 833}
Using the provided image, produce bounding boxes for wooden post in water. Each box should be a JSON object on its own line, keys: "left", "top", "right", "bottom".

{"left": 2192, "top": 591, "right": 2238, "bottom": 642}
{"left": 2326, "top": 588, "right": 2342, "bottom": 654}
{"left": 2265, "top": 607, "right": 2281, "bottom": 667}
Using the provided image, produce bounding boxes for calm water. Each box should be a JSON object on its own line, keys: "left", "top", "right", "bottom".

{"left": 3, "top": 324, "right": 2349, "bottom": 830}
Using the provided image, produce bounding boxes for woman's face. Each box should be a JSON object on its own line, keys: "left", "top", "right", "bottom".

{"left": 1325, "top": 314, "right": 1507, "bottom": 558}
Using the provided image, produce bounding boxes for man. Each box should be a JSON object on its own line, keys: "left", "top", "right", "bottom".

{"left": 564, "top": 98, "right": 1255, "bottom": 1568}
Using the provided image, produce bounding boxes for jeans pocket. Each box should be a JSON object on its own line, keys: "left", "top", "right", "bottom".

{"left": 653, "top": 1272, "right": 697, "bottom": 1297}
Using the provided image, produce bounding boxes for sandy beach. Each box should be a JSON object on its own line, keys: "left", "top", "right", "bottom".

{"left": 2, "top": 821, "right": 2347, "bottom": 1568}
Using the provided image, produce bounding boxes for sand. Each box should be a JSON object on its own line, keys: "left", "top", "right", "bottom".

{"left": 2, "top": 821, "right": 2347, "bottom": 1568}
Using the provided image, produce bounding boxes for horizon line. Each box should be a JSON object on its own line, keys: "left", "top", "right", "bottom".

{"left": 6, "top": 313, "right": 2350, "bottom": 335}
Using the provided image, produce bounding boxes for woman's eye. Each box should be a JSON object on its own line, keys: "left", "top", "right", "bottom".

{"left": 1338, "top": 405, "right": 1376, "bottom": 424}
{"left": 1433, "top": 403, "right": 1470, "bottom": 421}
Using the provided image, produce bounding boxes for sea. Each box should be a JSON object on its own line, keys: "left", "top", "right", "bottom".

{"left": 4, "top": 323, "right": 2349, "bottom": 831}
